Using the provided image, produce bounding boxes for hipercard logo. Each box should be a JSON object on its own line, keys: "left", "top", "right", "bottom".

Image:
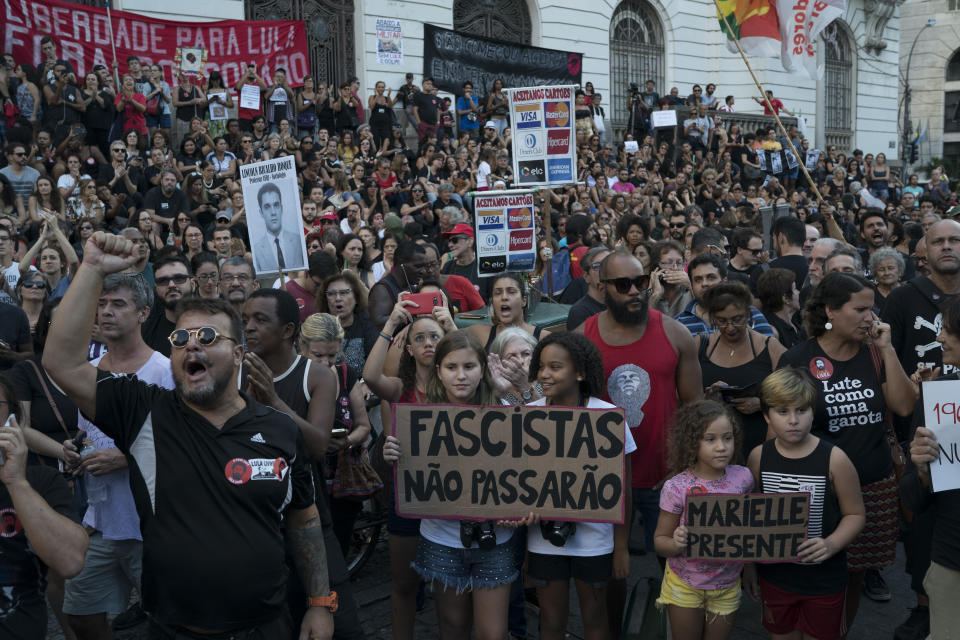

{"left": 547, "top": 129, "right": 570, "bottom": 155}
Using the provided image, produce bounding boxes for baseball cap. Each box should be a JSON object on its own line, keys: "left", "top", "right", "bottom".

{"left": 484, "top": 121, "right": 497, "bottom": 130}
{"left": 442, "top": 223, "right": 474, "bottom": 238}
{"left": 321, "top": 211, "right": 339, "bottom": 222}
{"left": 216, "top": 211, "right": 231, "bottom": 221}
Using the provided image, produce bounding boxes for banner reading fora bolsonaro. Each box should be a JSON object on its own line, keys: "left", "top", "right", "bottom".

{"left": 507, "top": 86, "right": 578, "bottom": 187}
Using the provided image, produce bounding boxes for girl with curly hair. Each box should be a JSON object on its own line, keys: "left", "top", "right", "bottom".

{"left": 653, "top": 400, "right": 753, "bottom": 640}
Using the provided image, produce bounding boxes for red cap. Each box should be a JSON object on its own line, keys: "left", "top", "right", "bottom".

{"left": 321, "top": 212, "right": 339, "bottom": 222}
{"left": 442, "top": 223, "right": 474, "bottom": 238}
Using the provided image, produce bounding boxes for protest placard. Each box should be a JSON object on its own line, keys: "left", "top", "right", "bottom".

{"left": 393, "top": 403, "right": 627, "bottom": 522}
{"left": 651, "top": 110, "right": 678, "bottom": 128}
{"left": 685, "top": 493, "right": 809, "bottom": 562}
{"left": 240, "top": 84, "right": 261, "bottom": 110}
{"left": 474, "top": 191, "right": 537, "bottom": 277}
{"left": 239, "top": 157, "right": 308, "bottom": 276}
{"left": 376, "top": 18, "right": 403, "bottom": 66}
{"left": 507, "top": 86, "right": 578, "bottom": 187}
{"left": 207, "top": 91, "right": 228, "bottom": 120}
{"left": 921, "top": 380, "right": 960, "bottom": 492}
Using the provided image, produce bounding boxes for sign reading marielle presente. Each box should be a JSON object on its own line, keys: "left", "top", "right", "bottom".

{"left": 2, "top": 0, "right": 310, "bottom": 86}
{"left": 421, "top": 24, "right": 582, "bottom": 96}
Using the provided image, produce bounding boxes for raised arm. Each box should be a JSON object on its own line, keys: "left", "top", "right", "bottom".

{"left": 362, "top": 301, "right": 416, "bottom": 402}
{"left": 42, "top": 233, "right": 138, "bottom": 418}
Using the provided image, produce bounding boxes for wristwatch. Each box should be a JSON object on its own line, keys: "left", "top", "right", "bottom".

{"left": 308, "top": 591, "right": 338, "bottom": 612}
{"left": 521, "top": 388, "right": 533, "bottom": 401}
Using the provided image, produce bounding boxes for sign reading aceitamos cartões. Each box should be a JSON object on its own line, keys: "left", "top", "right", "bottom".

{"left": 474, "top": 191, "right": 537, "bottom": 277}
{"left": 507, "top": 86, "right": 577, "bottom": 187}
{"left": 393, "top": 403, "right": 627, "bottom": 523}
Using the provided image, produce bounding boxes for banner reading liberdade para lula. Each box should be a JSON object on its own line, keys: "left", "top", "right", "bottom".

{"left": 2, "top": 0, "right": 310, "bottom": 87}
{"left": 508, "top": 86, "right": 578, "bottom": 187}
{"left": 393, "top": 403, "right": 627, "bottom": 523}
{"left": 474, "top": 191, "right": 537, "bottom": 277}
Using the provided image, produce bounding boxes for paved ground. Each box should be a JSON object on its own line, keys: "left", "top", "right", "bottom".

{"left": 47, "top": 526, "right": 917, "bottom": 639}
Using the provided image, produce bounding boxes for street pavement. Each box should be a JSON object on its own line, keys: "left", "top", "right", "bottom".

{"left": 48, "top": 529, "right": 917, "bottom": 639}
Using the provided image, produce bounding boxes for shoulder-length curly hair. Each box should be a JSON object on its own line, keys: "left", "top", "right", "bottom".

{"left": 527, "top": 332, "right": 605, "bottom": 399}
{"left": 666, "top": 400, "right": 742, "bottom": 475}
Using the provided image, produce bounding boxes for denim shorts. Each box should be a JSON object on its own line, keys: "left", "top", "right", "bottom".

{"left": 387, "top": 488, "right": 421, "bottom": 537}
{"left": 412, "top": 536, "right": 518, "bottom": 594}
{"left": 145, "top": 113, "right": 172, "bottom": 129}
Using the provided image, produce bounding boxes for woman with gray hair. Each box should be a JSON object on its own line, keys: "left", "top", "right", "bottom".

{"left": 869, "top": 246, "right": 905, "bottom": 305}
{"left": 488, "top": 327, "right": 543, "bottom": 405}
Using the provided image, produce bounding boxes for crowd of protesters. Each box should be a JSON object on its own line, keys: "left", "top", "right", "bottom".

{"left": 0, "top": 35, "right": 959, "bottom": 640}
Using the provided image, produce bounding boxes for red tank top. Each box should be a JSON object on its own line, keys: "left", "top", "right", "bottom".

{"left": 584, "top": 310, "right": 679, "bottom": 489}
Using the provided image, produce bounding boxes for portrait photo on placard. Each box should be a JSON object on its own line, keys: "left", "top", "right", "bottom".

{"left": 241, "top": 160, "right": 308, "bottom": 275}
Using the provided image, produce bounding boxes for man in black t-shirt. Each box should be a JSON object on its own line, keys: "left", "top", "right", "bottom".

{"left": 727, "top": 228, "right": 765, "bottom": 289}
{"left": 45, "top": 232, "right": 336, "bottom": 639}
{"left": 412, "top": 77, "right": 442, "bottom": 142}
{"left": 141, "top": 254, "right": 193, "bottom": 357}
{"left": 0, "top": 398, "right": 87, "bottom": 639}
{"left": 143, "top": 170, "right": 189, "bottom": 229}
{"left": 753, "top": 215, "right": 808, "bottom": 293}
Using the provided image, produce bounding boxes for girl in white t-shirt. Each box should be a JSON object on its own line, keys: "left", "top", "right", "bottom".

{"left": 513, "top": 332, "right": 636, "bottom": 640}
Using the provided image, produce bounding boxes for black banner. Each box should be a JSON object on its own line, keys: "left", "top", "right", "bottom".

{"left": 422, "top": 24, "right": 583, "bottom": 96}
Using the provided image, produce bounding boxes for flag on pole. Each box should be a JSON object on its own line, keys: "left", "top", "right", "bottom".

{"left": 718, "top": 0, "right": 845, "bottom": 79}
{"left": 915, "top": 121, "right": 928, "bottom": 145}
{"left": 717, "top": 0, "right": 782, "bottom": 58}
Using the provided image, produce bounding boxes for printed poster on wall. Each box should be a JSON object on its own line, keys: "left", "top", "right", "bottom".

{"left": 474, "top": 191, "right": 537, "bottom": 277}
{"left": 376, "top": 18, "right": 403, "bottom": 66}
{"left": 239, "top": 157, "right": 308, "bottom": 276}
{"left": 507, "top": 86, "right": 577, "bottom": 187}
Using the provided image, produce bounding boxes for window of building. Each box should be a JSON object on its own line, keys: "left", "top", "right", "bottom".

{"left": 823, "top": 21, "right": 854, "bottom": 132}
{"left": 945, "top": 91, "right": 960, "bottom": 133}
{"left": 949, "top": 0, "right": 960, "bottom": 11}
{"left": 948, "top": 49, "right": 960, "bottom": 82}
{"left": 453, "top": 0, "right": 531, "bottom": 45}
{"left": 609, "top": 0, "right": 665, "bottom": 131}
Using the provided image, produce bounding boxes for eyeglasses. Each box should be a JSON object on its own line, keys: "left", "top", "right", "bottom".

{"left": 411, "top": 188, "right": 424, "bottom": 193}
{"left": 221, "top": 273, "right": 251, "bottom": 283}
{"left": 168, "top": 327, "right": 238, "bottom": 349}
{"left": 412, "top": 332, "right": 442, "bottom": 345}
{"left": 156, "top": 274, "right": 190, "bottom": 286}
{"left": 713, "top": 315, "right": 748, "bottom": 328}
{"left": 659, "top": 260, "right": 685, "bottom": 269}
{"left": 111, "top": 148, "right": 126, "bottom": 152}
{"left": 448, "top": 236, "right": 469, "bottom": 244}
{"left": 602, "top": 275, "right": 649, "bottom": 294}
{"left": 196, "top": 273, "right": 218, "bottom": 281}
{"left": 422, "top": 261, "right": 440, "bottom": 270}
{"left": 747, "top": 248, "right": 765, "bottom": 256}
{"left": 12, "top": 151, "right": 26, "bottom": 157}
{"left": 325, "top": 288, "right": 353, "bottom": 298}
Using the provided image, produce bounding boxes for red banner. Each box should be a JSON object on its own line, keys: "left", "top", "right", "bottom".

{"left": 1, "top": 0, "right": 310, "bottom": 87}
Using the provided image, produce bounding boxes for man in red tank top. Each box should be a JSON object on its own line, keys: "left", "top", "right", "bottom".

{"left": 575, "top": 250, "right": 703, "bottom": 638}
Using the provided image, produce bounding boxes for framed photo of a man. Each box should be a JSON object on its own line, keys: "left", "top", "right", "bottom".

{"left": 240, "top": 158, "right": 308, "bottom": 276}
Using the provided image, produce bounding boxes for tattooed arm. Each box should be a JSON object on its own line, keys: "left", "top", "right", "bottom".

{"left": 287, "top": 505, "right": 335, "bottom": 640}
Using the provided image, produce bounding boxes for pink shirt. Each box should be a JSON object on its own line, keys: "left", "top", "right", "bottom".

{"left": 660, "top": 465, "right": 754, "bottom": 590}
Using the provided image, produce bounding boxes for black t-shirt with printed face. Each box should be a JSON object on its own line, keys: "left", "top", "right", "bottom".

{"left": 779, "top": 340, "right": 892, "bottom": 484}
{"left": 0, "top": 465, "right": 77, "bottom": 639}
{"left": 92, "top": 373, "right": 315, "bottom": 629}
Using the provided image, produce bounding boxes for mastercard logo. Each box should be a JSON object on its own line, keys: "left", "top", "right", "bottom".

{"left": 544, "top": 101, "right": 570, "bottom": 128}
{"left": 507, "top": 207, "right": 533, "bottom": 229}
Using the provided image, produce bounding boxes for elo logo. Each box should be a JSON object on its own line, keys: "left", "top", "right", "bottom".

{"left": 547, "top": 129, "right": 569, "bottom": 155}
{"left": 547, "top": 158, "right": 573, "bottom": 182}
{"left": 515, "top": 104, "right": 541, "bottom": 129}
{"left": 509, "top": 231, "right": 534, "bottom": 251}
{"left": 544, "top": 102, "right": 570, "bottom": 128}
{"left": 517, "top": 160, "right": 545, "bottom": 184}
{"left": 518, "top": 131, "right": 544, "bottom": 157}
{"left": 481, "top": 232, "right": 507, "bottom": 252}
{"left": 480, "top": 255, "right": 507, "bottom": 274}
{"left": 507, "top": 206, "right": 533, "bottom": 229}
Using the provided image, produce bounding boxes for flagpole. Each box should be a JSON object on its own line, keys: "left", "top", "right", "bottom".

{"left": 106, "top": 1, "right": 120, "bottom": 89}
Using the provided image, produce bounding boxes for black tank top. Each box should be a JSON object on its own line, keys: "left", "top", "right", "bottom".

{"left": 757, "top": 438, "right": 846, "bottom": 594}
{"left": 272, "top": 355, "right": 312, "bottom": 418}
{"left": 370, "top": 103, "right": 392, "bottom": 128}
{"left": 698, "top": 334, "right": 773, "bottom": 459}
{"left": 484, "top": 323, "right": 543, "bottom": 351}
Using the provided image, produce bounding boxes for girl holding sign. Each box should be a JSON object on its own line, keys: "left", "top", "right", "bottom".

{"left": 383, "top": 330, "right": 515, "bottom": 640}
{"left": 653, "top": 400, "right": 754, "bottom": 640}
{"left": 518, "top": 332, "right": 635, "bottom": 640}
{"left": 747, "top": 367, "right": 864, "bottom": 640}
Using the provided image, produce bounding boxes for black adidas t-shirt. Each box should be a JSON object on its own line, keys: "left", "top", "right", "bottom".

{"left": 92, "top": 373, "right": 315, "bottom": 629}
{"left": 779, "top": 340, "right": 891, "bottom": 485}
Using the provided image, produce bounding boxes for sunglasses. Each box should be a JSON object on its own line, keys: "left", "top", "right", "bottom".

{"left": 168, "top": 327, "right": 238, "bottom": 349}
{"left": 602, "top": 275, "right": 649, "bottom": 294}
{"left": 156, "top": 274, "right": 190, "bottom": 286}
{"left": 669, "top": 222, "right": 687, "bottom": 228}
{"left": 21, "top": 281, "right": 47, "bottom": 289}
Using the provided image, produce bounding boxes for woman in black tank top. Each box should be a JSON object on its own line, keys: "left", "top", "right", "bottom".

{"left": 465, "top": 273, "right": 550, "bottom": 351}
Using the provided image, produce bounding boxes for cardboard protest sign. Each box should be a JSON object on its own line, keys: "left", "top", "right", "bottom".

{"left": 921, "top": 380, "right": 960, "bottom": 492}
{"left": 474, "top": 192, "right": 537, "bottom": 277}
{"left": 393, "top": 403, "right": 626, "bottom": 522}
{"left": 239, "top": 157, "right": 308, "bottom": 276}
{"left": 507, "top": 86, "right": 577, "bottom": 186}
{"left": 685, "top": 493, "right": 809, "bottom": 562}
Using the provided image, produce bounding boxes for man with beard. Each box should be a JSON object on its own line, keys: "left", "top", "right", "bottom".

{"left": 859, "top": 210, "right": 915, "bottom": 280}
{"left": 369, "top": 241, "right": 431, "bottom": 329}
{"left": 44, "top": 233, "right": 336, "bottom": 640}
{"left": 62, "top": 274, "right": 173, "bottom": 639}
{"left": 120, "top": 227, "right": 154, "bottom": 286}
{"left": 574, "top": 249, "right": 702, "bottom": 638}
{"left": 141, "top": 254, "right": 193, "bottom": 357}
{"left": 218, "top": 257, "right": 260, "bottom": 315}
{"left": 882, "top": 219, "right": 960, "bottom": 639}
{"left": 143, "top": 169, "right": 189, "bottom": 230}
{"left": 726, "top": 228, "right": 765, "bottom": 288}
{"left": 241, "top": 289, "right": 366, "bottom": 639}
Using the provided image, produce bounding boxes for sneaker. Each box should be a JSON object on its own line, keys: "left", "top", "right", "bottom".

{"left": 862, "top": 569, "right": 891, "bottom": 602}
{"left": 112, "top": 602, "right": 147, "bottom": 631}
{"left": 893, "top": 606, "right": 930, "bottom": 640}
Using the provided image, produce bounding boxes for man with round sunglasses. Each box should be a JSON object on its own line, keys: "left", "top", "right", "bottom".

{"left": 140, "top": 254, "right": 193, "bottom": 357}
{"left": 574, "top": 249, "right": 702, "bottom": 639}
{"left": 45, "top": 232, "right": 336, "bottom": 640}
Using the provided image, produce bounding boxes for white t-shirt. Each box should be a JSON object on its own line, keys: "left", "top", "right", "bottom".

{"left": 340, "top": 219, "right": 366, "bottom": 234}
{"left": 3, "top": 262, "right": 34, "bottom": 290}
{"left": 525, "top": 397, "right": 637, "bottom": 557}
{"left": 57, "top": 173, "right": 92, "bottom": 198}
{"left": 476, "top": 161, "right": 492, "bottom": 190}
